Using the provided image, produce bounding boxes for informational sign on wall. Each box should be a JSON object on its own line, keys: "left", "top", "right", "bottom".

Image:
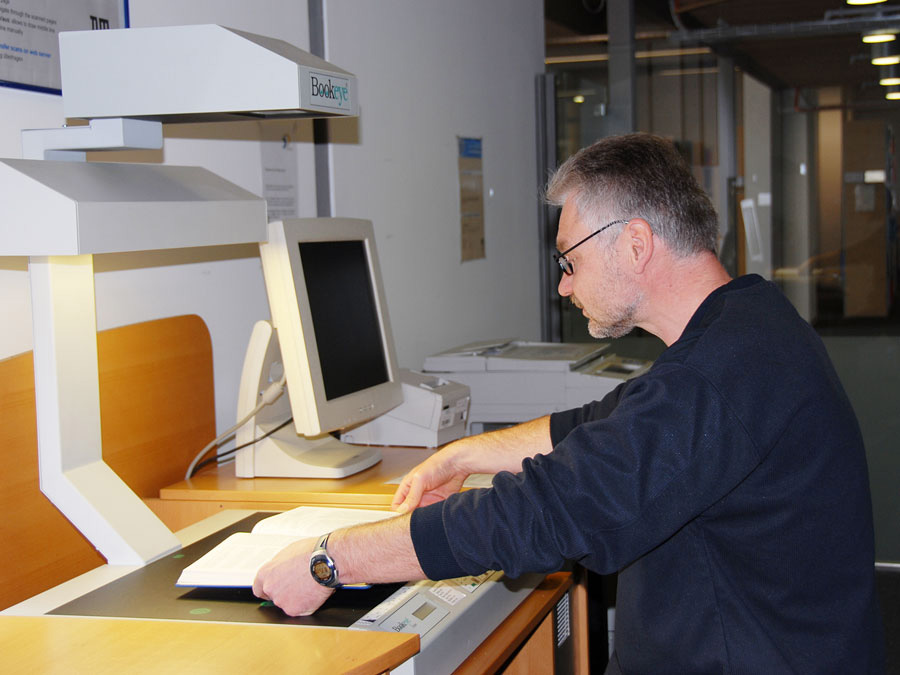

{"left": 261, "top": 138, "right": 299, "bottom": 222}
{"left": 458, "top": 136, "right": 485, "bottom": 262}
{"left": 0, "top": 0, "right": 127, "bottom": 93}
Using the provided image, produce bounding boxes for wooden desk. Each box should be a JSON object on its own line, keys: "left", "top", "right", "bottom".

{"left": 0, "top": 615, "right": 418, "bottom": 675}
{"left": 151, "top": 446, "right": 436, "bottom": 530}
{"left": 153, "top": 454, "right": 590, "bottom": 673}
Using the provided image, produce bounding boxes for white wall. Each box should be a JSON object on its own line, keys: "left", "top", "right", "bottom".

{"left": 0, "top": 0, "right": 545, "bottom": 441}
{"left": 325, "top": 0, "right": 545, "bottom": 361}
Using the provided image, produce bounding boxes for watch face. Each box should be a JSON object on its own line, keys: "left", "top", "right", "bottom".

{"left": 312, "top": 559, "right": 332, "bottom": 582}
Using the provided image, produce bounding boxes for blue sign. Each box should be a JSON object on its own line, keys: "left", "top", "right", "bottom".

{"left": 458, "top": 137, "right": 482, "bottom": 159}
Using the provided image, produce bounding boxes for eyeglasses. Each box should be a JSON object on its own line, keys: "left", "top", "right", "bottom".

{"left": 553, "top": 219, "right": 628, "bottom": 275}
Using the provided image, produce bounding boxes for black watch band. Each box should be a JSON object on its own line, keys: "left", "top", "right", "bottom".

{"left": 309, "top": 533, "right": 341, "bottom": 588}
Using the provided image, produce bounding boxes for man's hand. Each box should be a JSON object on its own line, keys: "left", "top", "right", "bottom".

{"left": 391, "top": 448, "right": 469, "bottom": 514}
{"left": 252, "top": 538, "right": 334, "bottom": 617}
{"left": 391, "top": 416, "right": 554, "bottom": 514}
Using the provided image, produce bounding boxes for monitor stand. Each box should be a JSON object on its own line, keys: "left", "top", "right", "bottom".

{"left": 233, "top": 320, "right": 381, "bottom": 479}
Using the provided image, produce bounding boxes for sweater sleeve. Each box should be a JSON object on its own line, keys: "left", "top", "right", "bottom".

{"left": 550, "top": 379, "right": 627, "bottom": 445}
{"left": 409, "top": 500, "right": 468, "bottom": 579}
{"left": 410, "top": 364, "right": 762, "bottom": 579}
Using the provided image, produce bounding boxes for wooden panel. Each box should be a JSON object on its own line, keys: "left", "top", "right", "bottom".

{"left": 502, "top": 610, "right": 555, "bottom": 674}
{"left": 570, "top": 567, "right": 590, "bottom": 674}
{"left": 98, "top": 315, "right": 216, "bottom": 497}
{"left": 455, "top": 572, "right": 572, "bottom": 675}
{"left": 0, "top": 315, "right": 215, "bottom": 610}
{"left": 0, "top": 350, "right": 104, "bottom": 609}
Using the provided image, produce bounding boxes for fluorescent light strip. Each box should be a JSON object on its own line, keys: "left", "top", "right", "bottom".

{"left": 546, "top": 46, "right": 712, "bottom": 65}
{"left": 658, "top": 67, "right": 719, "bottom": 77}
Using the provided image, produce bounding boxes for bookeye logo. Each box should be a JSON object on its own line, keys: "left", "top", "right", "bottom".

{"left": 309, "top": 72, "right": 352, "bottom": 110}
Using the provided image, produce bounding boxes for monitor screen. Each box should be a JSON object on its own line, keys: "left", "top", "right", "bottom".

{"left": 298, "top": 240, "right": 389, "bottom": 401}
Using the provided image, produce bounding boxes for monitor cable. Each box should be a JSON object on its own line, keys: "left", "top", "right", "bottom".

{"left": 184, "top": 374, "right": 287, "bottom": 481}
{"left": 189, "top": 415, "right": 294, "bottom": 477}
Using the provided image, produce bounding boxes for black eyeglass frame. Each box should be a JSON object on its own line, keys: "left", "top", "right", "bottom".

{"left": 553, "top": 219, "right": 628, "bottom": 275}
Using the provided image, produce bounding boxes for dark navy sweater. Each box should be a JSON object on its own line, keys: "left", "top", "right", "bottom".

{"left": 410, "top": 275, "right": 884, "bottom": 673}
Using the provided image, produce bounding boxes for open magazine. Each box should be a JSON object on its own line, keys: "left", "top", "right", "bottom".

{"left": 176, "top": 506, "right": 396, "bottom": 588}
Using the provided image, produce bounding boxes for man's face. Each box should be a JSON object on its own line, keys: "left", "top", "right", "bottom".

{"left": 556, "top": 199, "right": 641, "bottom": 339}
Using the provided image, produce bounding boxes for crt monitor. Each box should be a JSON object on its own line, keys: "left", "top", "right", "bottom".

{"left": 234, "top": 218, "right": 403, "bottom": 478}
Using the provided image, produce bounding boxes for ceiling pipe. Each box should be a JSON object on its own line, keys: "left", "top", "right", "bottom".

{"left": 672, "top": 10, "right": 900, "bottom": 44}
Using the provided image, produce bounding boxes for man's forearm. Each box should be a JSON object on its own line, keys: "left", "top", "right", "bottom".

{"left": 452, "top": 415, "right": 553, "bottom": 475}
{"left": 329, "top": 513, "right": 426, "bottom": 584}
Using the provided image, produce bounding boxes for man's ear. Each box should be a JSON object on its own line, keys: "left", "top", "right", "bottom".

{"left": 624, "top": 218, "right": 654, "bottom": 274}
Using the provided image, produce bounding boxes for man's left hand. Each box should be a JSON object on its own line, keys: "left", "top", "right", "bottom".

{"left": 252, "top": 538, "right": 334, "bottom": 616}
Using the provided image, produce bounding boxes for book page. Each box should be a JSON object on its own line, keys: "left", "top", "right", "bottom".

{"left": 250, "top": 506, "right": 396, "bottom": 537}
{"left": 176, "top": 532, "right": 301, "bottom": 587}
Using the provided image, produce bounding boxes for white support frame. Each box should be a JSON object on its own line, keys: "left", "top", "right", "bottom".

{"left": 21, "top": 118, "right": 162, "bottom": 161}
{"left": 28, "top": 255, "right": 181, "bottom": 564}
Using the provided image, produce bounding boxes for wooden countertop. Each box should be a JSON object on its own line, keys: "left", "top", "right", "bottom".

{"left": 160, "top": 446, "right": 438, "bottom": 509}
{"left": 0, "top": 615, "right": 419, "bottom": 675}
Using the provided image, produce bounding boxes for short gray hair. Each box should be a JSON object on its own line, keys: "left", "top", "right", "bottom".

{"left": 546, "top": 133, "right": 719, "bottom": 256}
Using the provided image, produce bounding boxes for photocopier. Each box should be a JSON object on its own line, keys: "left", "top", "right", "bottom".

{"left": 423, "top": 339, "right": 652, "bottom": 434}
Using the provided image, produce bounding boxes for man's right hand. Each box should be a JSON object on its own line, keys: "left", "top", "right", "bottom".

{"left": 391, "top": 445, "right": 469, "bottom": 513}
{"left": 391, "top": 415, "right": 554, "bottom": 514}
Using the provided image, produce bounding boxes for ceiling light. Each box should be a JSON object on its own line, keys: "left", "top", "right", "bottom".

{"left": 871, "top": 42, "right": 900, "bottom": 65}
{"left": 863, "top": 31, "right": 896, "bottom": 44}
{"left": 847, "top": 0, "right": 887, "bottom": 5}
{"left": 886, "top": 85, "right": 900, "bottom": 100}
{"left": 879, "top": 64, "right": 900, "bottom": 85}
{"left": 573, "top": 95, "right": 585, "bottom": 104}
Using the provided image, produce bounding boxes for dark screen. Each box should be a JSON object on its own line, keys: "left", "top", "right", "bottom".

{"left": 298, "top": 240, "right": 389, "bottom": 401}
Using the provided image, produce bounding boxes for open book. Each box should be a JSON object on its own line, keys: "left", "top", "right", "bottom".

{"left": 176, "top": 506, "right": 396, "bottom": 588}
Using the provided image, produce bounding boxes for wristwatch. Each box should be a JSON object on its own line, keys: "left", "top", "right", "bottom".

{"left": 309, "top": 533, "right": 341, "bottom": 588}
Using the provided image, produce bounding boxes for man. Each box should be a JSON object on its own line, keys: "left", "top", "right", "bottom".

{"left": 254, "top": 133, "right": 884, "bottom": 672}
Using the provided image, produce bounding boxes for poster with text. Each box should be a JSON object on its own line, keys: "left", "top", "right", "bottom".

{"left": 458, "top": 136, "right": 485, "bottom": 262}
{"left": 0, "top": 0, "right": 126, "bottom": 93}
